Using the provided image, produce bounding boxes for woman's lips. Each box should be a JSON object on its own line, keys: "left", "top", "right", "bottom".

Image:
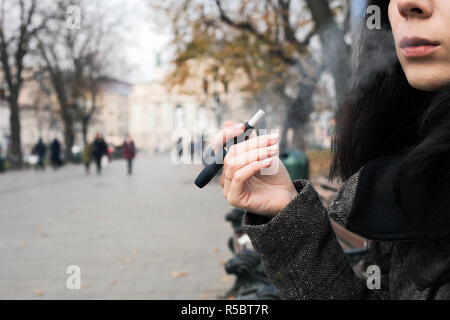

{"left": 400, "top": 37, "right": 440, "bottom": 58}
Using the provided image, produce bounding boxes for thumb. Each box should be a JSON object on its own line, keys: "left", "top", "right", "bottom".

{"left": 225, "top": 120, "right": 235, "bottom": 128}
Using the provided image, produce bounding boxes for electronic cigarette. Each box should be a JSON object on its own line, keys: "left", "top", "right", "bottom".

{"left": 195, "top": 109, "right": 266, "bottom": 189}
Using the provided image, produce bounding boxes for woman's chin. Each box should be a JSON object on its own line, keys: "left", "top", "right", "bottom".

{"left": 405, "top": 69, "right": 450, "bottom": 92}
{"left": 407, "top": 77, "right": 449, "bottom": 92}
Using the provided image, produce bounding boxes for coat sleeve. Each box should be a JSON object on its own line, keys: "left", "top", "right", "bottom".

{"left": 242, "top": 179, "right": 381, "bottom": 300}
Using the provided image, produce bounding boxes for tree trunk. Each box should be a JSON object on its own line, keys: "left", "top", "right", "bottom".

{"left": 321, "top": 24, "right": 350, "bottom": 108}
{"left": 280, "top": 123, "right": 289, "bottom": 152}
{"left": 81, "top": 116, "right": 89, "bottom": 144}
{"left": 47, "top": 70, "right": 76, "bottom": 163}
{"left": 305, "top": 0, "right": 351, "bottom": 108}
{"left": 281, "top": 83, "right": 315, "bottom": 152}
{"left": 8, "top": 92, "right": 23, "bottom": 168}
{"left": 292, "top": 124, "right": 306, "bottom": 151}
{"left": 59, "top": 106, "right": 75, "bottom": 163}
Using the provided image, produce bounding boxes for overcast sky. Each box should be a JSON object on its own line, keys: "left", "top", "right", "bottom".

{"left": 110, "top": 0, "right": 172, "bottom": 84}
{"left": 110, "top": 0, "right": 364, "bottom": 84}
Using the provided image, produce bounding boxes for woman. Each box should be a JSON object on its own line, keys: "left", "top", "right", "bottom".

{"left": 92, "top": 133, "right": 108, "bottom": 174}
{"left": 82, "top": 141, "right": 92, "bottom": 175}
{"left": 123, "top": 134, "right": 136, "bottom": 175}
{"left": 217, "top": 0, "right": 450, "bottom": 299}
{"left": 50, "top": 138, "right": 62, "bottom": 169}
{"left": 33, "top": 138, "right": 47, "bottom": 170}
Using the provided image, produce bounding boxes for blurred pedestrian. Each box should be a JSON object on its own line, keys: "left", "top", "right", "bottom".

{"left": 0, "top": 145, "right": 4, "bottom": 173}
{"left": 50, "top": 138, "right": 62, "bottom": 169}
{"left": 123, "top": 134, "right": 136, "bottom": 175}
{"left": 107, "top": 145, "right": 114, "bottom": 162}
{"left": 82, "top": 141, "right": 93, "bottom": 174}
{"left": 33, "top": 138, "right": 47, "bottom": 170}
{"left": 92, "top": 133, "right": 107, "bottom": 174}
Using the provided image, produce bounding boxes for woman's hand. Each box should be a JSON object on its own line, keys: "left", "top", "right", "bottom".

{"left": 214, "top": 122, "right": 298, "bottom": 218}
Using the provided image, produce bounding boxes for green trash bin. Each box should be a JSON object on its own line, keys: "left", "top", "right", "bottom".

{"left": 71, "top": 152, "right": 81, "bottom": 164}
{"left": 280, "top": 148, "right": 309, "bottom": 180}
{"left": 71, "top": 146, "right": 82, "bottom": 164}
{"left": 0, "top": 157, "right": 4, "bottom": 173}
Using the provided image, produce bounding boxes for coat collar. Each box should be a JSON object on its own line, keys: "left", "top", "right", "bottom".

{"left": 329, "top": 154, "right": 450, "bottom": 240}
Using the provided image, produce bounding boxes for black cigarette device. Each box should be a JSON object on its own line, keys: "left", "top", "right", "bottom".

{"left": 194, "top": 109, "right": 266, "bottom": 188}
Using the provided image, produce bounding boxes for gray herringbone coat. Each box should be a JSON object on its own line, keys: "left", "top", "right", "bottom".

{"left": 242, "top": 168, "right": 450, "bottom": 299}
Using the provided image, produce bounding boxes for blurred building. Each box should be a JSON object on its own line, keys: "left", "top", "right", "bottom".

{"left": 128, "top": 81, "right": 197, "bottom": 154}
{"left": 128, "top": 60, "right": 250, "bottom": 155}
{"left": 4, "top": 57, "right": 339, "bottom": 158}
{"left": 20, "top": 104, "right": 62, "bottom": 154}
{"left": 19, "top": 76, "right": 64, "bottom": 154}
{"left": 89, "top": 79, "right": 131, "bottom": 146}
{"left": 0, "top": 76, "right": 63, "bottom": 155}
{"left": 0, "top": 77, "right": 132, "bottom": 156}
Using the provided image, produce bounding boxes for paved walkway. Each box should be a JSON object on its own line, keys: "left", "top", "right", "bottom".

{"left": 0, "top": 155, "right": 235, "bottom": 299}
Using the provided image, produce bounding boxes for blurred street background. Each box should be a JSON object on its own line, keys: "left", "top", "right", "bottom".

{"left": 0, "top": 0, "right": 367, "bottom": 299}
{"left": 0, "top": 155, "right": 234, "bottom": 299}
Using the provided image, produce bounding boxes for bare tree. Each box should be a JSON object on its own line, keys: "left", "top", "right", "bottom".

{"left": 38, "top": 39, "right": 76, "bottom": 161}
{"left": 155, "top": 0, "right": 352, "bottom": 150}
{"left": 73, "top": 50, "right": 105, "bottom": 144}
{"left": 0, "top": 0, "right": 50, "bottom": 167}
{"left": 38, "top": 0, "right": 123, "bottom": 159}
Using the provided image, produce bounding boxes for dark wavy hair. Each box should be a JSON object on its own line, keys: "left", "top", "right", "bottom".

{"left": 330, "top": 0, "right": 450, "bottom": 210}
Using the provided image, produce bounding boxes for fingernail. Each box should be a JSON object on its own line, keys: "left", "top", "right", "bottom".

{"left": 225, "top": 120, "right": 235, "bottom": 127}
{"left": 267, "top": 145, "right": 279, "bottom": 155}
{"left": 262, "top": 158, "right": 272, "bottom": 165}
{"left": 269, "top": 134, "right": 279, "bottom": 143}
{"left": 233, "top": 123, "right": 244, "bottom": 131}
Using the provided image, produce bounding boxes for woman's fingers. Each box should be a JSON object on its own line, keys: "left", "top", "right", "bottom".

{"left": 225, "top": 144, "right": 278, "bottom": 177}
{"left": 218, "top": 120, "right": 244, "bottom": 195}
{"left": 227, "top": 133, "right": 279, "bottom": 157}
{"left": 224, "top": 134, "right": 279, "bottom": 179}
{"left": 223, "top": 144, "right": 278, "bottom": 196}
{"left": 219, "top": 168, "right": 226, "bottom": 188}
{"left": 224, "top": 120, "right": 235, "bottom": 128}
{"left": 218, "top": 123, "right": 278, "bottom": 201}
{"left": 227, "top": 158, "right": 273, "bottom": 206}
{"left": 210, "top": 123, "right": 245, "bottom": 153}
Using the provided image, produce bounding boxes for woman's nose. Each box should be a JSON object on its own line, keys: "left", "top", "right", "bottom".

{"left": 397, "top": 0, "right": 433, "bottom": 19}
